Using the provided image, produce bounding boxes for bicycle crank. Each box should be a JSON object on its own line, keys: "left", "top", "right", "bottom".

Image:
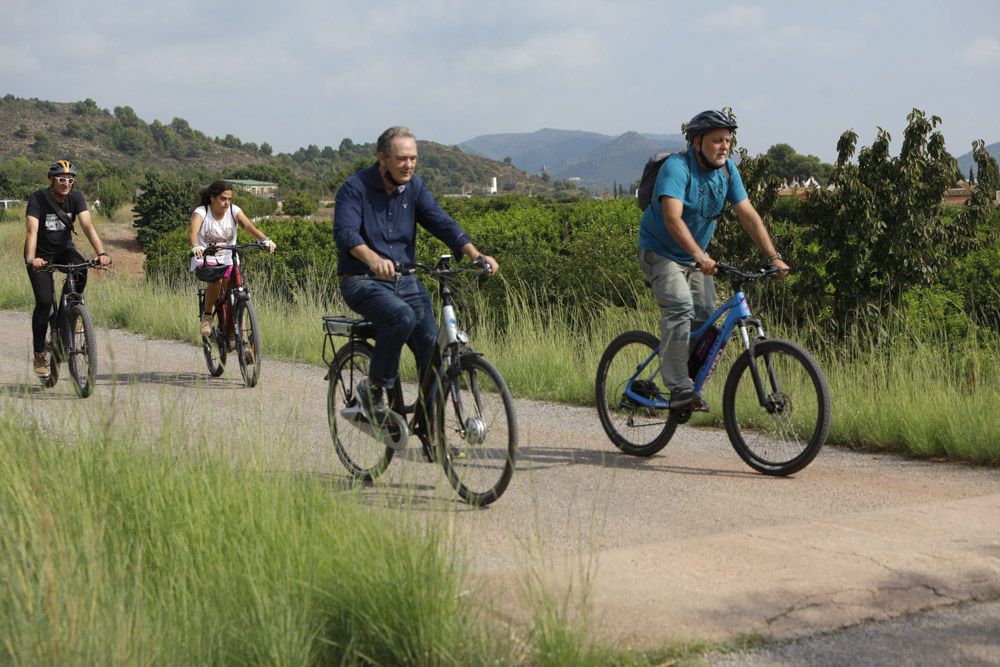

{"left": 340, "top": 405, "right": 410, "bottom": 450}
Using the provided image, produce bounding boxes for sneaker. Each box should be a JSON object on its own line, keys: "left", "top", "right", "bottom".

{"left": 33, "top": 352, "right": 49, "bottom": 377}
{"left": 356, "top": 378, "right": 387, "bottom": 422}
{"left": 199, "top": 313, "right": 213, "bottom": 337}
{"left": 669, "top": 387, "right": 695, "bottom": 409}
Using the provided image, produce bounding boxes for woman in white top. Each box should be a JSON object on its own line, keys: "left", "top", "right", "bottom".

{"left": 190, "top": 180, "right": 276, "bottom": 337}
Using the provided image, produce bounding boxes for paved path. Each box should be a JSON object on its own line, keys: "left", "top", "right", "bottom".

{"left": 2, "top": 309, "right": 998, "bottom": 659}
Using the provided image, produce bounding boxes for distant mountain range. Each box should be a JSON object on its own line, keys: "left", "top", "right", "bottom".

{"left": 465, "top": 129, "right": 1000, "bottom": 192}
{"left": 459, "top": 128, "right": 686, "bottom": 193}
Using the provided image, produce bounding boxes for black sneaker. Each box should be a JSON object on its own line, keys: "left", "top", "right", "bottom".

{"left": 356, "top": 378, "right": 387, "bottom": 422}
{"left": 669, "top": 387, "right": 695, "bottom": 409}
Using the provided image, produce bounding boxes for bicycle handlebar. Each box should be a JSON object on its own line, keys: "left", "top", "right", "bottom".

{"left": 396, "top": 255, "right": 493, "bottom": 279}
{"left": 203, "top": 241, "right": 272, "bottom": 255}
{"left": 32, "top": 258, "right": 106, "bottom": 273}
{"left": 715, "top": 263, "right": 786, "bottom": 283}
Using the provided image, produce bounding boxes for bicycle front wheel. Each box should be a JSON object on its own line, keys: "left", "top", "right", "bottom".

{"left": 436, "top": 354, "right": 517, "bottom": 507}
{"left": 235, "top": 299, "right": 261, "bottom": 387}
{"left": 327, "top": 341, "right": 393, "bottom": 481}
{"left": 595, "top": 330, "right": 678, "bottom": 457}
{"left": 722, "top": 339, "right": 831, "bottom": 476}
{"left": 202, "top": 309, "right": 227, "bottom": 377}
{"left": 67, "top": 303, "right": 97, "bottom": 398}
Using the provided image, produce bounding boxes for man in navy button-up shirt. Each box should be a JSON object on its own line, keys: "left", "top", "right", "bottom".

{"left": 333, "top": 126, "right": 498, "bottom": 423}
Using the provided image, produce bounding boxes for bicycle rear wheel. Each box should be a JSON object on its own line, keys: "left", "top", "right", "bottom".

{"left": 327, "top": 341, "right": 393, "bottom": 481}
{"left": 595, "top": 330, "right": 678, "bottom": 457}
{"left": 202, "top": 309, "right": 226, "bottom": 377}
{"left": 722, "top": 339, "right": 831, "bottom": 476}
{"left": 436, "top": 354, "right": 517, "bottom": 507}
{"left": 66, "top": 303, "right": 97, "bottom": 398}
{"left": 235, "top": 299, "right": 261, "bottom": 387}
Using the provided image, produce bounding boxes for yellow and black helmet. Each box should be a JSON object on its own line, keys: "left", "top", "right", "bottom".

{"left": 47, "top": 159, "right": 77, "bottom": 177}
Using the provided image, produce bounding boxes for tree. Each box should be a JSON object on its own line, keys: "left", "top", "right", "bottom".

{"left": 796, "top": 109, "right": 977, "bottom": 335}
{"left": 95, "top": 177, "right": 129, "bottom": 217}
{"left": 259, "top": 142, "right": 273, "bottom": 156}
{"left": 133, "top": 173, "right": 199, "bottom": 248}
{"left": 281, "top": 191, "right": 318, "bottom": 217}
{"left": 113, "top": 126, "right": 152, "bottom": 155}
{"left": 113, "top": 105, "right": 145, "bottom": 129}
{"left": 766, "top": 143, "right": 834, "bottom": 184}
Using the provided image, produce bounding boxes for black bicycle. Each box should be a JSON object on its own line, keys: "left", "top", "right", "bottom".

{"left": 35, "top": 259, "right": 103, "bottom": 398}
{"left": 322, "top": 255, "right": 518, "bottom": 506}
{"left": 197, "top": 242, "right": 267, "bottom": 387}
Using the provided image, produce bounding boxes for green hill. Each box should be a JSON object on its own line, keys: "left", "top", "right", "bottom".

{"left": 0, "top": 94, "right": 577, "bottom": 200}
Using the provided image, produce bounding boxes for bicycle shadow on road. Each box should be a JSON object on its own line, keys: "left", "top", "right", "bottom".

{"left": 0, "top": 382, "right": 77, "bottom": 400}
{"left": 96, "top": 371, "right": 244, "bottom": 390}
{"left": 516, "top": 445, "right": 761, "bottom": 480}
{"left": 303, "top": 466, "right": 483, "bottom": 513}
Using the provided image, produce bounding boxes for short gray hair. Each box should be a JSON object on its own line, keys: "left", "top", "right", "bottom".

{"left": 376, "top": 126, "right": 415, "bottom": 156}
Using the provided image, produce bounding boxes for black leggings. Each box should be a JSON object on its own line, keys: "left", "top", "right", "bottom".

{"left": 26, "top": 246, "right": 88, "bottom": 353}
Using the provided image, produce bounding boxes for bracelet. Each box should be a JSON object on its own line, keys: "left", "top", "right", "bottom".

{"left": 97, "top": 252, "right": 109, "bottom": 257}
{"left": 768, "top": 253, "right": 783, "bottom": 262}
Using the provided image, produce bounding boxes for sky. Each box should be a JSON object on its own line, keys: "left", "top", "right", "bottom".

{"left": 2, "top": 0, "right": 999, "bottom": 163}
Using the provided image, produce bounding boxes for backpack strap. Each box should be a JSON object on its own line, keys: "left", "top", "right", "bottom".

{"left": 40, "top": 188, "right": 77, "bottom": 234}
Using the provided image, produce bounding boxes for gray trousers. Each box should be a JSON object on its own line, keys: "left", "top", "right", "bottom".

{"left": 637, "top": 249, "right": 716, "bottom": 392}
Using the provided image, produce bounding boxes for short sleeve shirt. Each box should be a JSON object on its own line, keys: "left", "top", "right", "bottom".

{"left": 26, "top": 188, "right": 88, "bottom": 257}
{"left": 638, "top": 148, "right": 748, "bottom": 264}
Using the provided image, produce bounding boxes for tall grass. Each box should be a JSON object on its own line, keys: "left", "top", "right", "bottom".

{"left": 2, "top": 222, "right": 997, "bottom": 464}
{"left": 0, "top": 408, "right": 506, "bottom": 665}
{"left": 1, "top": 401, "right": 741, "bottom": 666}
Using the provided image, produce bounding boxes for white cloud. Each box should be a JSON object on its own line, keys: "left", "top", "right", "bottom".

{"left": 960, "top": 36, "right": 1000, "bottom": 66}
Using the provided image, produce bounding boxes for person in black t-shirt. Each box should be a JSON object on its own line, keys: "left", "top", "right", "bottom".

{"left": 24, "top": 160, "right": 112, "bottom": 377}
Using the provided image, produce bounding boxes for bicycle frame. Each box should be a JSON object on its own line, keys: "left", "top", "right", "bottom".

{"left": 44, "top": 265, "right": 89, "bottom": 360}
{"left": 202, "top": 245, "right": 255, "bottom": 337}
{"left": 623, "top": 273, "right": 769, "bottom": 411}
{"left": 323, "top": 254, "right": 486, "bottom": 450}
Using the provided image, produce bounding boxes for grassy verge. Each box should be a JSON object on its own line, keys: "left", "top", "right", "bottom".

{"left": 1, "top": 402, "right": 750, "bottom": 666}
{"left": 2, "top": 221, "right": 997, "bottom": 466}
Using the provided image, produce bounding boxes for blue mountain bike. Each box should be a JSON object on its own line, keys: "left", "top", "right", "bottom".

{"left": 595, "top": 263, "right": 831, "bottom": 476}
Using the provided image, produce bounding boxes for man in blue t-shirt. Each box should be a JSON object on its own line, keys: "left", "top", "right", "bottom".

{"left": 638, "top": 110, "right": 789, "bottom": 409}
{"left": 334, "top": 126, "right": 498, "bottom": 431}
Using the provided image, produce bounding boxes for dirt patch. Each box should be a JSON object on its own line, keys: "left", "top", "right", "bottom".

{"left": 95, "top": 220, "right": 145, "bottom": 280}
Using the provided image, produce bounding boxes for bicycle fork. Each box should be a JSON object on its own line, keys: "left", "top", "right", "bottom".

{"left": 738, "top": 319, "right": 784, "bottom": 413}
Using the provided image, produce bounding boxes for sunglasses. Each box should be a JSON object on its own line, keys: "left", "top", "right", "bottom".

{"left": 54, "top": 176, "right": 75, "bottom": 185}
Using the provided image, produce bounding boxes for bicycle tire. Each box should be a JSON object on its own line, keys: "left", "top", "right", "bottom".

{"left": 235, "top": 299, "right": 261, "bottom": 388}
{"left": 436, "top": 354, "right": 517, "bottom": 507}
{"left": 327, "top": 341, "right": 393, "bottom": 481}
{"left": 202, "top": 309, "right": 227, "bottom": 377}
{"left": 40, "top": 313, "right": 60, "bottom": 388}
{"left": 66, "top": 303, "right": 97, "bottom": 398}
{"left": 595, "top": 330, "right": 678, "bottom": 457}
{"left": 722, "top": 338, "right": 831, "bottom": 476}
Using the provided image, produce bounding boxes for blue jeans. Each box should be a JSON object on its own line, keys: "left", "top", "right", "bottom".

{"left": 637, "top": 249, "right": 716, "bottom": 393}
{"left": 339, "top": 274, "right": 437, "bottom": 390}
